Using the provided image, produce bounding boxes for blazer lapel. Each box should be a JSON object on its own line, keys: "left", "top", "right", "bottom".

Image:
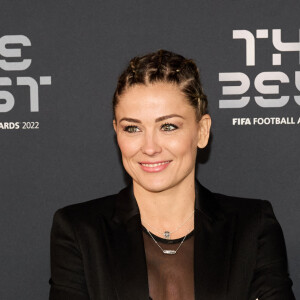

{"left": 109, "top": 183, "right": 149, "bottom": 300}
{"left": 194, "top": 180, "right": 237, "bottom": 300}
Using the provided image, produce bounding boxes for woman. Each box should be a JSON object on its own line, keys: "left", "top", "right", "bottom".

{"left": 49, "top": 50, "right": 295, "bottom": 300}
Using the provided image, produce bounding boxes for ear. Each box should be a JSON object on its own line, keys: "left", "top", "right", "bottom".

{"left": 113, "top": 119, "right": 117, "bottom": 133}
{"left": 197, "top": 114, "right": 211, "bottom": 148}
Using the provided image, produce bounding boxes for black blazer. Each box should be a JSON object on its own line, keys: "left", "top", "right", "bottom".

{"left": 49, "top": 180, "right": 295, "bottom": 300}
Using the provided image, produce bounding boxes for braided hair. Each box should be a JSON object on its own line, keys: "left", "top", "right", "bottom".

{"left": 113, "top": 49, "right": 208, "bottom": 122}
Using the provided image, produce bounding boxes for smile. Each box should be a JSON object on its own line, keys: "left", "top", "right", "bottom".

{"left": 139, "top": 161, "right": 172, "bottom": 172}
{"left": 140, "top": 161, "right": 170, "bottom": 167}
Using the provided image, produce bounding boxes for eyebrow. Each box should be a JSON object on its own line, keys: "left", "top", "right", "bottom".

{"left": 119, "top": 114, "right": 185, "bottom": 124}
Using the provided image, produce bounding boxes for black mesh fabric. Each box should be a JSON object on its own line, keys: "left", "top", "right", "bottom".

{"left": 141, "top": 225, "right": 195, "bottom": 300}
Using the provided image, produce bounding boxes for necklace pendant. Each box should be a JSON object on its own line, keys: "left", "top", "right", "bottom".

{"left": 164, "top": 231, "right": 170, "bottom": 239}
{"left": 163, "top": 249, "right": 176, "bottom": 255}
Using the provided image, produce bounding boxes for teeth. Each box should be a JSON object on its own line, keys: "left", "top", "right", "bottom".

{"left": 141, "top": 161, "right": 170, "bottom": 167}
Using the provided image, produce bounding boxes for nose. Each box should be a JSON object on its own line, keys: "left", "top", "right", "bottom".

{"left": 141, "top": 131, "right": 162, "bottom": 156}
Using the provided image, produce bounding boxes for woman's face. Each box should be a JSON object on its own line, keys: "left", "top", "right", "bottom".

{"left": 113, "top": 82, "right": 211, "bottom": 193}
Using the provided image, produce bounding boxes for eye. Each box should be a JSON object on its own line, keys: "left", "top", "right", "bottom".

{"left": 123, "top": 125, "right": 141, "bottom": 133}
{"left": 161, "top": 123, "right": 178, "bottom": 131}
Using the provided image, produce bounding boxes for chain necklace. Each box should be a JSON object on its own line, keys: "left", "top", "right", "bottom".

{"left": 145, "top": 227, "right": 188, "bottom": 255}
{"left": 142, "top": 210, "right": 195, "bottom": 239}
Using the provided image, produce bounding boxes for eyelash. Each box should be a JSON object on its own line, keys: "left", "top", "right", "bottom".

{"left": 123, "top": 122, "right": 179, "bottom": 133}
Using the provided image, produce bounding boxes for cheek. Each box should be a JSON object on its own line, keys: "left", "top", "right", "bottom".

{"left": 117, "top": 136, "right": 140, "bottom": 158}
{"left": 167, "top": 133, "right": 198, "bottom": 157}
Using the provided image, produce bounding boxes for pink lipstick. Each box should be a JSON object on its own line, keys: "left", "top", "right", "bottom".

{"left": 139, "top": 160, "right": 171, "bottom": 173}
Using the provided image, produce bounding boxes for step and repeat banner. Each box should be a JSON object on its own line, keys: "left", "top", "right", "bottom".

{"left": 0, "top": 1, "right": 299, "bottom": 299}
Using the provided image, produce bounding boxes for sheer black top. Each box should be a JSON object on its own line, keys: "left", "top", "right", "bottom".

{"left": 142, "top": 225, "right": 195, "bottom": 300}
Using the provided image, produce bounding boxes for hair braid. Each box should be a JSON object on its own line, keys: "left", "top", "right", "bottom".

{"left": 113, "top": 49, "right": 208, "bottom": 122}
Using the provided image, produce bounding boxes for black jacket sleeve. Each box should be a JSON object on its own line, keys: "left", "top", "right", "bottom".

{"left": 49, "top": 208, "right": 90, "bottom": 300}
{"left": 248, "top": 200, "right": 295, "bottom": 300}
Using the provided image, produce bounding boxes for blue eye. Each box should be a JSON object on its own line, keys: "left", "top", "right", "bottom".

{"left": 161, "top": 123, "right": 178, "bottom": 131}
{"left": 123, "top": 123, "right": 178, "bottom": 133}
{"left": 124, "top": 125, "right": 140, "bottom": 133}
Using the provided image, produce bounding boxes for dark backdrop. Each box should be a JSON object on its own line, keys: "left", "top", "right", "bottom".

{"left": 0, "top": 1, "right": 299, "bottom": 299}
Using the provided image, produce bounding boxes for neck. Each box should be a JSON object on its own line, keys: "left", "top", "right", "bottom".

{"left": 133, "top": 174, "right": 196, "bottom": 239}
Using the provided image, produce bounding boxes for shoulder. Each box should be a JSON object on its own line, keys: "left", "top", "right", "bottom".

{"left": 209, "top": 189, "right": 277, "bottom": 225}
{"left": 196, "top": 180, "right": 273, "bottom": 219}
{"left": 52, "top": 192, "right": 119, "bottom": 227}
{"left": 209, "top": 189, "right": 285, "bottom": 252}
{"left": 213, "top": 191, "right": 272, "bottom": 212}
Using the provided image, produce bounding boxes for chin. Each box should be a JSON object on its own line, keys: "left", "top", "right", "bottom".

{"left": 135, "top": 178, "right": 175, "bottom": 193}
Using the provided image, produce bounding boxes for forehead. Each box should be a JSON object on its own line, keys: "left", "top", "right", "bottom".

{"left": 116, "top": 82, "right": 194, "bottom": 119}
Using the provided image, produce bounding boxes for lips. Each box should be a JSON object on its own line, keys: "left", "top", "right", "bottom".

{"left": 140, "top": 161, "right": 170, "bottom": 167}
{"left": 139, "top": 160, "right": 172, "bottom": 172}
